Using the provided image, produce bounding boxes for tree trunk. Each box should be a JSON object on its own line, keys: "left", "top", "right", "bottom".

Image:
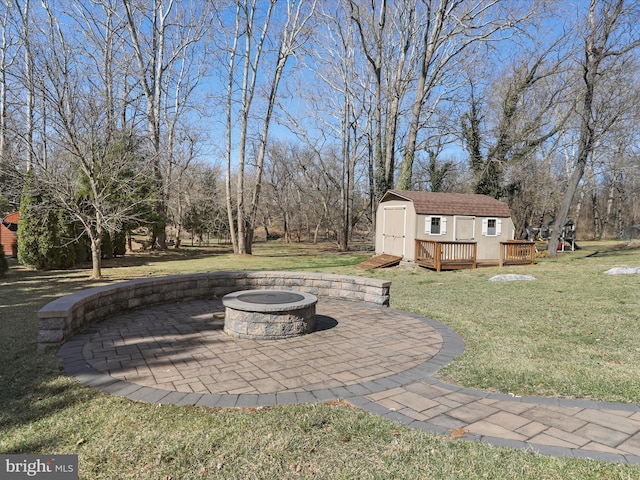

{"left": 246, "top": 7, "right": 305, "bottom": 254}
{"left": 549, "top": 156, "right": 589, "bottom": 256}
{"left": 592, "top": 190, "right": 600, "bottom": 240}
{"left": 89, "top": 231, "right": 102, "bottom": 279}
{"left": 175, "top": 224, "right": 182, "bottom": 248}
{"left": 15, "top": 0, "right": 34, "bottom": 171}
{"left": 339, "top": 85, "right": 351, "bottom": 252}
{"left": 225, "top": 12, "right": 239, "bottom": 254}
{"left": 313, "top": 219, "right": 321, "bottom": 244}
{"left": 283, "top": 211, "right": 289, "bottom": 243}
{"left": 349, "top": 0, "right": 389, "bottom": 200}
{"left": 601, "top": 175, "right": 617, "bottom": 240}
{"left": 0, "top": 8, "right": 8, "bottom": 161}
{"left": 548, "top": 1, "right": 599, "bottom": 257}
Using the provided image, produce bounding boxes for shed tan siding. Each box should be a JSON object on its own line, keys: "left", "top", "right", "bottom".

{"left": 375, "top": 190, "right": 515, "bottom": 262}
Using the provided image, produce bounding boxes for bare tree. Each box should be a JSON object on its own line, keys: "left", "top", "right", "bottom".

{"left": 262, "top": 141, "right": 298, "bottom": 242}
{"left": 597, "top": 124, "right": 640, "bottom": 239}
{"left": 348, "top": 0, "right": 416, "bottom": 200}
{"left": 32, "top": 0, "right": 156, "bottom": 278}
{"left": 279, "top": 0, "right": 368, "bottom": 250}
{"left": 13, "top": 0, "right": 36, "bottom": 171}
{"left": 548, "top": 0, "right": 640, "bottom": 256}
{"left": 397, "top": 1, "right": 542, "bottom": 189}
{"left": 218, "top": 0, "right": 317, "bottom": 255}
{"left": 0, "top": 1, "right": 31, "bottom": 210}
{"left": 0, "top": 1, "right": 16, "bottom": 161}
{"left": 570, "top": 72, "right": 640, "bottom": 241}
{"left": 175, "top": 161, "right": 225, "bottom": 246}
{"left": 263, "top": 140, "right": 349, "bottom": 245}
{"left": 461, "top": 39, "right": 571, "bottom": 199}
{"left": 121, "top": 0, "right": 210, "bottom": 250}
{"left": 343, "top": 0, "right": 541, "bottom": 200}
{"left": 166, "top": 130, "right": 210, "bottom": 248}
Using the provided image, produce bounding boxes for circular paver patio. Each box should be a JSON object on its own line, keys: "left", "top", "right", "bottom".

{"left": 80, "top": 299, "right": 444, "bottom": 395}
{"left": 59, "top": 298, "right": 640, "bottom": 465}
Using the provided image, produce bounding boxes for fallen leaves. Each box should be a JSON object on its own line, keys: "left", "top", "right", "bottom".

{"left": 450, "top": 427, "right": 470, "bottom": 438}
{"left": 292, "top": 464, "right": 315, "bottom": 475}
{"left": 246, "top": 406, "right": 271, "bottom": 414}
{"left": 324, "top": 399, "right": 354, "bottom": 409}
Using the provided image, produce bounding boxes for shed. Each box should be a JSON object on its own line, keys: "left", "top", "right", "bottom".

{"left": 1, "top": 211, "right": 19, "bottom": 258}
{"left": 375, "top": 190, "right": 524, "bottom": 268}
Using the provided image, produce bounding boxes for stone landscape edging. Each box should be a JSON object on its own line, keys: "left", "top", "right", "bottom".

{"left": 37, "top": 270, "right": 391, "bottom": 351}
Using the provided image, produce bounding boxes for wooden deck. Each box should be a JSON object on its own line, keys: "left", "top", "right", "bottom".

{"left": 499, "top": 241, "right": 536, "bottom": 266}
{"left": 415, "top": 240, "right": 477, "bottom": 272}
{"left": 415, "top": 239, "right": 535, "bottom": 272}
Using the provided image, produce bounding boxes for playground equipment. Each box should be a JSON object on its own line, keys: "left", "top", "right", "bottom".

{"left": 557, "top": 220, "right": 576, "bottom": 252}
{"left": 526, "top": 219, "right": 576, "bottom": 252}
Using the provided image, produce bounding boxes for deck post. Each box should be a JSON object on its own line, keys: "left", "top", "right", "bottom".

{"left": 529, "top": 242, "right": 536, "bottom": 264}
{"left": 472, "top": 243, "right": 477, "bottom": 269}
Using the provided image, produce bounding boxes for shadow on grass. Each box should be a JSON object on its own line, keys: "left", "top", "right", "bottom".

{"left": 2, "top": 248, "right": 232, "bottom": 308}
{"left": 2, "top": 433, "right": 64, "bottom": 455}
{"left": 584, "top": 243, "right": 640, "bottom": 259}
{"left": 0, "top": 268, "right": 106, "bottom": 453}
{"left": 94, "top": 245, "right": 235, "bottom": 270}
{"left": 0, "top": 360, "right": 102, "bottom": 453}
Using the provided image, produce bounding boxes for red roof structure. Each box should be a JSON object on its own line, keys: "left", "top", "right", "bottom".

{"left": 1, "top": 211, "right": 19, "bottom": 257}
{"left": 3, "top": 212, "right": 19, "bottom": 224}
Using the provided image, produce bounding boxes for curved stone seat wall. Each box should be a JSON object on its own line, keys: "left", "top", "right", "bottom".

{"left": 37, "top": 271, "right": 391, "bottom": 351}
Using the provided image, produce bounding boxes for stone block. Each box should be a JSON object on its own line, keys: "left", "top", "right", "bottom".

{"left": 37, "top": 328, "right": 65, "bottom": 343}
{"left": 38, "top": 316, "right": 67, "bottom": 330}
{"left": 364, "top": 293, "right": 390, "bottom": 306}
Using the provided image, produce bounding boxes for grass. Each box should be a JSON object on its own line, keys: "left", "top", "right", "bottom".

{"left": 2, "top": 240, "right": 640, "bottom": 478}
{"left": 378, "top": 242, "right": 640, "bottom": 403}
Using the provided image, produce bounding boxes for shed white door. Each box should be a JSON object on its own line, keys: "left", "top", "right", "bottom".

{"left": 455, "top": 216, "right": 475, "bottom": 241}
{"left": 382, "top": 206, "right": 406, "bottom": 257}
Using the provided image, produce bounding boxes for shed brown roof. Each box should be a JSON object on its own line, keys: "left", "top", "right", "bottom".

{"left": 3, "top": 212, "right": 19, "bottom": 224}
{"left": 382, "top": 190, "right": 512, "bottom": 218}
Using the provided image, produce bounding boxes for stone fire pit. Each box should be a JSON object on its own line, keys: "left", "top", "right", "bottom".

{"left": 222, "top": 289, "right": 318, "bottom": 339}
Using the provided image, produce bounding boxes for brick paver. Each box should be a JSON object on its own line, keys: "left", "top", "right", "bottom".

{"left": 58, "top": 298, "right": 640, "bottom": 465}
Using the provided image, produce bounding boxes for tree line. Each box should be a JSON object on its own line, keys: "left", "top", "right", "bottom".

{"left": 1, "top": 0, "right": 639, "bottom": 278}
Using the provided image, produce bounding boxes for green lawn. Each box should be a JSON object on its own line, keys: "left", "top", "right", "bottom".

{"left": 1, "top": 241, "right": 640, "bottom": 479}
{"left": 372, "top": 242, "right": 640, "bottom": 403}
